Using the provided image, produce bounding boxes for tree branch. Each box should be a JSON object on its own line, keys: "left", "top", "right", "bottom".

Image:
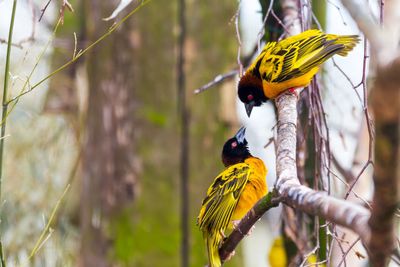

{"left": 274, "top": 93, "right": 371, "bottom": 243}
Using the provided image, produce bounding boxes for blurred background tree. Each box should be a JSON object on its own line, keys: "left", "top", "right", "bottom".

{"left": 1, "top": 0, "right": 240, "bottom": 266}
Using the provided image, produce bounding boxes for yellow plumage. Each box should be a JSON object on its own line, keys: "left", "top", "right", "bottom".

{"left": 268, "top": 236, "right": 287, "bottom": 267}
{"left": 247, "top": 29, "right": 359, "bottom": 98}
{"left": 238, "top": 29, "right": 360, "bottom": 112}
{"left": 197, "top": 157, "right": 267, "bottom": 267}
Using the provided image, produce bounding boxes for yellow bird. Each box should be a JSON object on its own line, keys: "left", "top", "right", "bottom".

{"left": 197, "top": 127, "right": 268, "bottom": 267}
{"left": 238, "top": 29, "right": 360, "bottom": 116}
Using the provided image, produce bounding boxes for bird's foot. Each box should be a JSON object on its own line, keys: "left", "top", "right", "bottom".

{"left": 287, "top": 87, "right": 301, "bottom": 99}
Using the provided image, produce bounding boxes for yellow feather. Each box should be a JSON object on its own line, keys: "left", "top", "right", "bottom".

{"left": 242, "top": 29, "right": 359, "bottom": 100}
{"left": 205, "top": 231, "right": 223, "bottom": 267}
{"left": 198, "top": 157, "right": 268, "bottom": 267}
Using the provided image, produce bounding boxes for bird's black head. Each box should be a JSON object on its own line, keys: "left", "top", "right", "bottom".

{"left": 238, "top": 74, "right": 269, "bottom": 117}
{"left": 222, "top": 127, "right": 251, "bottom": 167}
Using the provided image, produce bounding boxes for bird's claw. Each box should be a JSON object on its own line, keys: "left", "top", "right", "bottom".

{"left": 288, "top": 87, "right": 300, "bottom": 99}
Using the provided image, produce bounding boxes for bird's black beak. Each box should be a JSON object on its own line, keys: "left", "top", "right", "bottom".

{"left": 235, "top": 127, "right": 246, "bottom": 144}
{"left": 245, "top": 101, "right": 255, "bottom": 117}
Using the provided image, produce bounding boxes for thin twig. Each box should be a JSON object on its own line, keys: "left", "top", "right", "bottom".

{"left": 331, "top": 154, "right": 355, "bottom": 183}
{"left": 39, "top": 0, "right": 52, "bottom": 22}
{"left": 264, "top": 137, "right": 274, "bottom": 148}
{"left": 28, "top": 184, "right": 71, "bottom": 261}
{"left": 193, "top": 70, "right": 238, "bottom": 94}
{"left": 299, "top": 246, "right": 318, "bottom": 267}
{"left": 0, "top": 39, "right": 23, "bottom": 49}
{"left": 271, "top": 10, "right": 290, "bottom": 35}
{"left": 234, "top": 1, "right": 243, "bottom": 76}
{"left": 72, "top": 32, "right": 77, "bottom": 59}
{"left": 336, "top": 237, "right": 361, "bottom": 267}
{"left": 326, "top": 0, "right": 347, "bottom": 26}
{"left": 6, "top": 0, "right": 152, "bottom": 106}
{"left": 339, "top": 0, "right": 385, "bottom": 63}
{"left": 344, "top": 38, "right": 374, "bottom": 201}
{"left": 331, "top": 57, "right": 363, "bottom": 104}
{"left": 257, "top": 0, "right": 274, "bottom": 51}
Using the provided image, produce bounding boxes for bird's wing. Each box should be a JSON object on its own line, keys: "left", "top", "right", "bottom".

{"left": 258, "top": 29, "right": 344, "bottom": 83}
{"left": 197, "top": 163, "right": 251, "bottom": 232}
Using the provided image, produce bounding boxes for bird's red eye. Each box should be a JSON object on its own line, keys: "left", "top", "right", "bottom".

{"left": 231, "top": 141, "right": 237, "bottom": 148}
{"left": 247, "top": 94, "right": 254, "bottom": 101}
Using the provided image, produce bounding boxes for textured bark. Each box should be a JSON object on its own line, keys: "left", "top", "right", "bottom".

{"left": 274, "top": 94, "right": 371, "bottom": 243}
{"left": 368, "top": 60, "right": 400, "bottom": 266}
{"left": 80, "top": 1, "right": 138, "bottom": 266}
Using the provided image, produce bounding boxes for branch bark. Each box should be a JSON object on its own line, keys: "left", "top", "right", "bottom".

{"left": 274, "top": 93, "right": 371, "bottom": 244}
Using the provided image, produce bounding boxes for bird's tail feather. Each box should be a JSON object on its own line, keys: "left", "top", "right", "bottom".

{"left": 333, "top": 35, "right": 360, "bottom": 56}
{"left": 205, "top": 231, "right": 223, "bottom": 267}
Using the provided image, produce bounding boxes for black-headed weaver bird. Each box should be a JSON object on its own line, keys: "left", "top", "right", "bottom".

{"left": 197, "top": 127, "right": 268, "bottom": 267}
{"left": 238, "top": 29, "right": 360, "bottom": 116}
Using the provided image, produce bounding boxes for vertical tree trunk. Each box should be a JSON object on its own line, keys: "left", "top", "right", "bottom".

{"left": 368, "top": 61, "right": 400, "bottom": 266}
{"left": 80, "top": 1, "right": 138, "bottom": 266}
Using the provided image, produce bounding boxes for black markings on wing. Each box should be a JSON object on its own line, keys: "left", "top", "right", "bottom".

{"left": 251, "top": 42, "right": 277, "bottom": 79}
{"left": 197, "top": 164, "right": 251, "bottom": 232}
{"left": 258, "top": 33, "right": 346, "bottom": 83}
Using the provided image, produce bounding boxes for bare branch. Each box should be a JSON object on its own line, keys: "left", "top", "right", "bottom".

{"left": 274, "top": 93, "right": 371, "bottom": 244}
{"left": 193, "top": 70, "right": 238, "bottom": 94}
{"left": 39, "top": 0, "right": 53, "bottom": 22}
{"left": 332, "top": 154, "right": 355, "bottom": 184}
{"left": 234, "top": 1, "right": 243, "bottom": 75}
{"left": 0, "top": 38, "right": 23, "bottom": 49}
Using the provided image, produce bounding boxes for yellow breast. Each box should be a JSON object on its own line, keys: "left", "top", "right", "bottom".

{"left": 262, "top": 67, "right": 319, "bottom": 99}
{"left": 231, "top": 157, "right": 268, "bottom": 222}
